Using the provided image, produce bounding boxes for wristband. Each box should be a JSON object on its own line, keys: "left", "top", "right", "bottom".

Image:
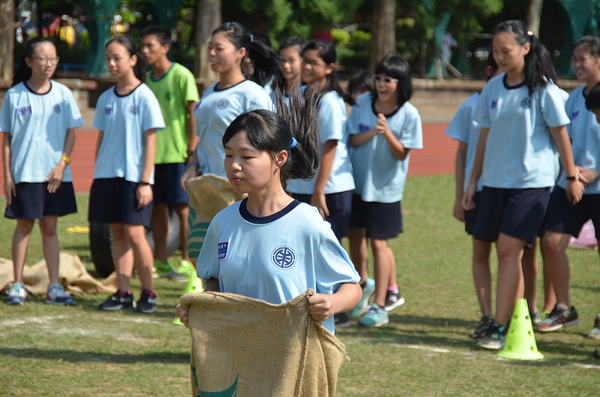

{"left": 139, "top": 181, "right": 150, "bottom": 186}
{"left": 186, "top": 162, "right": 199, "bottom": 171}
{"left": 187, "top": 149, "right": 195, "bottom": 157}
{"left": 61, "top": 156, "right": 70, "bottom": 165}
{"left": 566, "top": 173, "right": 580, "bottom": 181}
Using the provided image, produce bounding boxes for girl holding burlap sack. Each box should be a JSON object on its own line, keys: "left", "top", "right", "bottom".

{"left": 176, "top": 87, "right": 362, "bottom": 334}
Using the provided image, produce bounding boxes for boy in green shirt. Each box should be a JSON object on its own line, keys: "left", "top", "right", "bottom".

{"left": 140, "top": 26, "right": 200, "bottom": 277}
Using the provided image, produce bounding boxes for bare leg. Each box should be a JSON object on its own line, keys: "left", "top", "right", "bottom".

{"left": 150, "top": 203, "right": 170, "bottom": 264}
{"left": 472, "top": 238, "right": 492, "bottom": 316}
{"left": 495, "top": 233, "right": 526, "bottom": 326}
{"left": 348, "top": 227, "right": 368, "bottom": 283}
{"left": 11, "top": 219, "right": 35, "bottom": 283}
{"left": 125, "top": 224, "right": 154, "bottom": 291}
{"left": 371, "top": 238, "right": 391, "bottom": 307}
{"left": 173, "top": 203, "right": 191, "bottom": 262}
{"left": 539, "top": 237, "right": 557, "bottom": 312}
{"left": 39, "top": 216, "right": 60, "bottom": 285}
{"left": 109, "top": 223, "right": 134, "bottom": 292}
{"left": 542, "top": 231, "right": 572, "bottom": 308}
{"left": 387, "top": 246, "right": 397, "bottom": 289}
{"left": 521, "top": 238, "right": 538, "bottom": 313}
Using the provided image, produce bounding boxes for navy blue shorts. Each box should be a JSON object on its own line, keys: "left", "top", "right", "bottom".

{"left": 474, "top": 187, "right": 551, "bottom": 244}
{"left": 291, "top": 190, "right": 353, "bottom": 239}
{"left": 546, "top": 186, "right": 600, "bottom": 239}
{"left": 5, "top": 182, "right": 77, "bottom": 220}
{"left": 348, "top": 194, "right": 403, "bottom": 239}
{"left": 152, "top": 163, "right": 189, "bottom": 205}
{"left": 89, "top": 178, "right": 153, "bottom": 227}
{"left": 464, "top": 191, "right": 481, "bottom": 236}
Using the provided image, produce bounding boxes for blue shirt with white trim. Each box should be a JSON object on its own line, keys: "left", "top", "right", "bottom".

{"left": 197, "top": 198, "right": 360, "bottom": 334}
{"left": 194, "top": 80, "right": 273, "bottom": 178}
{"left": 93, "top": 84, "right": 165, "bottom": 184}
{"left": 347, "top": 94, "right": 423, "bottom": 202}
{"left": 473, "top": 73, "right": 570, "bottom": 189}
{"left": 0, "top": 81, "right": 83, "bottom": 183}
{"left": 287, "top": 90, "right": 355, "bottom": 195}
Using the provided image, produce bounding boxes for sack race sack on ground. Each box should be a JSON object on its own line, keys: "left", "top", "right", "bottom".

{"left": 0, "top": 251, "right": 117, "bottom": 295}
{"left": 185, "top": 174, "right": 244, "bottom": 262}
{"left": 180, "top": 289, "right": 347, "bottom": 397}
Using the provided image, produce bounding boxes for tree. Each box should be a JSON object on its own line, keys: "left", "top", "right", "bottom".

{"left": 525, "top": 0, "right": 543, "bottom": 36}
{"left": 0, "top": 0, "right": 14, "bottom": 82}
{"left": 369, "top": 0, "right": 396, "bottom": 70}
{"left": 195, "top": 0, "right": 221, "bottom": 80}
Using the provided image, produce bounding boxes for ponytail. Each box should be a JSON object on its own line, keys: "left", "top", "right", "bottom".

{"left": 106, "top": 35, "right": 146, "bottom": 82}
{"left": 302, "top": 40, "right": 354, "bottom": 105}
{"left": 222, "top": 83, "right": 321, "bottom": 187}
{"left": 493, "top": 20, "right": 556, "bottom": 96}
{"left": 247, "top": 34, "right": 283, "bottom": 91}
{"left": 13, "top": 36, "right": 55, "bottom": 87}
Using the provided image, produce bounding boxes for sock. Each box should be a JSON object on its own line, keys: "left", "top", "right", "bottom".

{"left": 388, "top": 285, "right": 399, "bottom": 294}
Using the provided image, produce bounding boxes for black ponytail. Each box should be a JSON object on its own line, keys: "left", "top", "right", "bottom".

{"left": 302, "top": 40, "right": 354, "bottom": 105}
{"left": 222, "top": 83, "right": 321, "bottom": 187}
{"left": 493, "top": 20, "right": 556, "bottom": 96}
{"left": 12, "top": 36, "right": 55, "bottom": 87}
{"left": 106, "top": 35, "right": 146, "bottom": 82}
{"left": 247, "top": 34, "right": 283, "bottom": 91}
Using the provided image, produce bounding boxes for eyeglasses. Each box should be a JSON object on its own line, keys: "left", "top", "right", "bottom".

{"left": 301, "top": 59, "right": 327, "bottom": 69}
{"left": 373, "top": 74, "right": 398, "bottom": 84}
{"left": 33, "top": 57, "right": 60, "bottom": 65}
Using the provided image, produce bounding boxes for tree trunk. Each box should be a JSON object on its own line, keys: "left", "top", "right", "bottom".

{"left": 0, "top": 0, "right": 14, "bottom": 82}
{"left": 369, "top": 0, "right": 396, "bottom": 70}
{"left": 525, "top": 0, "right": 544, "bottom": 37}
{"left": 194, "top": 0, "right": 221, "bottom": 80}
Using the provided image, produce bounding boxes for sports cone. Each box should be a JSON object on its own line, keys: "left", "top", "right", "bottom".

{"left": 498, "top": 298, "right": 543, "bottom": 360}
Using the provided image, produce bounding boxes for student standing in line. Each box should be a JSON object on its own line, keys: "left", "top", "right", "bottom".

{"left": 278, "top": 36, "right": 306, "bottom": 96}
{"left": 140, "top": 25, "right": 200, "bottom": 276}
{"left": 463, "top": 21, "right": 584, "bottom": 349}
{"left": 2, "top": 37, "right": 83, "bottom": 305}
{"left": 91, "top": 35, "right": 165, "bottom": 313}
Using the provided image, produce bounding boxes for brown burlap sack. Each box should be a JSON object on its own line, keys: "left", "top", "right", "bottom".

{"left": 185, "top": 174, "right": 245, "bottom": 262}
{"left": 180, "top": 289, "right": 347, "bottom": 397}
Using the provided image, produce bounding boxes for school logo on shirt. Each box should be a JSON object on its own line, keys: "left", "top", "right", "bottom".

{"left": 165, "top": 92, "right": 172, "bottom": 101}
{"left": 271, "top": 246, "right": 296, "bottom": 270}
{"left": 130, "top": 106, "right": 139, "bottom": 115}
{"left": 17, "top": 106, "right": 32, "bottom": 116}
{"left": 358, "top": 123, "right": 370, "bottom": 133}
{"left": 490, "top": 99, "right": 498, "bottom": 109}
{"left": 572, "top": 110, "right": 580, "bottom": 120}
{"left": 218, "top": 242, "right": 229, "bottom": 261}
{"left": 54, "top": 104, "right": 61, "bottom": 114}
{"left": 521, "top": 98, "right": 531, "bottom": 109}
{"left": 217, "top": 99, "right": 229, "bottom": 109}
{"left": 104, "top": 106, "right": 113, "bottom": 115}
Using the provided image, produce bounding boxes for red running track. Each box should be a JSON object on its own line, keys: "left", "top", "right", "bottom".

{"left": 0, "top": 123, "right": 456, "bottom": 196}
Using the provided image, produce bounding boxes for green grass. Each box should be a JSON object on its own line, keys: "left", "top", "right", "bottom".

{"left": 1, "top": 175, "right": 600, "bottom": 396}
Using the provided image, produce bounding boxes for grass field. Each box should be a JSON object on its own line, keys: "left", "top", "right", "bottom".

{"left": 1, "top": 174, "right": 600, "bottom": 396}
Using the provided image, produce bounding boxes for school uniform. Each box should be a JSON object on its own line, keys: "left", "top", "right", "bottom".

{"left": 472, "top": 73, "right": 570, "bottom": 243}
{"left": 347, "top": 94, "right": 423, "bottom": 239}
{"left": 1, "top": 81, "right": 83, "bottom": 219}
{"left": 194, "top": 80, "right": 273, "bottom": 179}
{"left": 197, "top": 198, "right": 360, "bottom": 334}
{"left": 546, "top": 85, "right": 600, "bottom": 238}
{"left": 287, "top": 90, "right": 355, "bottom": 239}
{"left": 89, "top": 83, "right": 165, "bottom": 227}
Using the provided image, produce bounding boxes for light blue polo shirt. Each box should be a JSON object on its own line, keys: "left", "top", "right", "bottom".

{"left": 197, "top": 199, "right": 360, "bottom": 334}
{"left": 0, "top": 81, "right": 83, "bottom": 183}
{"left": 473, "top": 73, "right": 570, "bottom": 189}
{"left": 93, "top": 84, "right": 165, "bottom": 184}
{"left": 287, "top": 90, "right": 355, "bottom": 195}
{"left": 194, "top": 80, "right": 273, "bottom": 178}
{"left": 559, "top": 85, "right": 600, "bottom": 193}
{"left": 347, "top": 94, "right": 423, "bottom": 203}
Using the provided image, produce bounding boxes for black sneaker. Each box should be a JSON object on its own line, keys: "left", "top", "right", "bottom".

{"left": 135, "top": 290, "right": 157, "bottom": 314}
{"left": 384, "top": 290, "right": 405, "bottom": 312}
{"left": 470, "top": 315, "right": 494, "bottom": 339}
{"left": 477, "top": 322, "right": 507, "bottom": 350}
{"left": 334, "top": 312, "right": 351, "bottom": 328}
{"left": 537, "top": 303, "right": 579, "bottom": 332}
{"left": 99, "top": 291, "right": 134, "bottom": 311}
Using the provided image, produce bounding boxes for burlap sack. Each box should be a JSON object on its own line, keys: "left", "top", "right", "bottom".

{"left": 180, "top": 289, "right": 347, "bottom": 397}
{"left": 0, "top": 251, "right": 117, "bottom": 295}
{"left": 185, "top": 174, "right": 245, "bottom": 262}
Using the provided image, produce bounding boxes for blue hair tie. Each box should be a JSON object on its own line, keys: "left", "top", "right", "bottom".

{"left": 249, "top": 33, "right": 254, "bottom": 43}
{"left": 290, "top": 137, "right": 297, "bottom": 149}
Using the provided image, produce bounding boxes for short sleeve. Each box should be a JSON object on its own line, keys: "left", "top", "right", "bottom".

{"left": 473, "top": 85, "right": 492, "bottom": 129}
{"left": 180, "top": 68, "right": 200, "bottom": 104}
{"left": 565, "top": 92, "right": 575, "bottom": 137}
{"left": 445, "top": 103, "right": 471, "bottom": 143}
{"left": 64, "top": 89, "right": 84, "bottom": 129}
{"left": 93, "top": 94, "right": 105, "bottom": 131}
{"left": 398, "top": 107, "right": 423, "bottom": 149}
{"left": 347, "top": 95, "right": 368, "bottom": 136}
{"left": 318, "top": 94, "right": 344, "bottom": 143}
{"left": 245, "top": 86, "right": 274, "bottom": 112}
{"left": 314, "top": 233, "right": 360, "bottom": 295}
{"left": 0, "top": 94, "right": 13, "bottom": 133}
{"left": 539, "top": 84, "right": 570, "bottom": 128}
{"left": 196, "top": 224, "right": 220, "bottom": 285}
{"left": 141, "top": 91, "right": 166, "bottom": 132}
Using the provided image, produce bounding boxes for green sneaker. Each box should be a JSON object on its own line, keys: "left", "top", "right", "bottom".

{"left": 358, "top": 304, "right": 389, "bottom": 327}
{"left": 349, "top": 278, "right": 375, "bottom": 318}
{"left": 153, "top": 259, "right": 187, "bottom": 280}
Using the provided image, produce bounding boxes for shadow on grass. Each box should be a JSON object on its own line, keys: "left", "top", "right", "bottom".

{"left": 0, "top": 347, "right": 190, "bottom": 363}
